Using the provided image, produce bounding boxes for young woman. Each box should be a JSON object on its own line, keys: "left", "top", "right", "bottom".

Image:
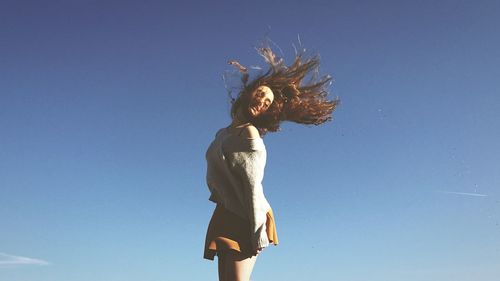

{"left": 204, "top": 45, "right": 339, "bottom": 281}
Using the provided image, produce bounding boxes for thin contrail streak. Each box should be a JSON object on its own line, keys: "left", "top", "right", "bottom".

{"left": 0, "top": 253, "right": 50, "bottom": 266}
{"left": 435, "top": 190, "right": 488, "bottom": 197}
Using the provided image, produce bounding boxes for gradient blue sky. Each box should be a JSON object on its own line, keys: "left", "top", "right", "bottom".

{"left": 1, "top": 1, "right": 499, "bottom": 280}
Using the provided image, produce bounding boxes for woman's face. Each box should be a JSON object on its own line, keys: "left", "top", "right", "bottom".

{"left": 248, "top": 85, "right": 274, "bottom": 117}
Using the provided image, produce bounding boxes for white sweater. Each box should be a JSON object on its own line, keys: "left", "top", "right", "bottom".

{"left": 205, "top": 127, "right": 271, "bottom": 250}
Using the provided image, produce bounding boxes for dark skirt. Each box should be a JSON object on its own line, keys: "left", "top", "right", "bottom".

{"left": 203, "top": 204, "right": 278, "bottom": 260}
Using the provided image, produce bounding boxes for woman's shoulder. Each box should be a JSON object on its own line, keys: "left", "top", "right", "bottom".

{"left": 224, "top": 123, "right": 261, "bottom": 140}
{"left": 222, "top": 124, "right": 265, "bottom": 152}
{"left": 239, "top": 124, "right": 261, "bottom": 140}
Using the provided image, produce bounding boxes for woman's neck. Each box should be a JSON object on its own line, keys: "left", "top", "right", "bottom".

{"left": 229, "top": 108, "right": 251, "bottom": 128}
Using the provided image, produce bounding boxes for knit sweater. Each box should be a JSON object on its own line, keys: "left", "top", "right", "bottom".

{"left": 205, "top": 127, "right": 271, "bottom": 250}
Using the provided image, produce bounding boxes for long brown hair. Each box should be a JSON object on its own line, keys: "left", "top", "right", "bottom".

{"left": 228, "top": 44, "right": 339, "bottom": 135}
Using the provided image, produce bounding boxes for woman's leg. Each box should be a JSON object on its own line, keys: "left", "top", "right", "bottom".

{"left": 222, "top": 250, "right": 257, "bottom": 281}
{"left": 217, "top": 253, "right": 226, "bottom": 281}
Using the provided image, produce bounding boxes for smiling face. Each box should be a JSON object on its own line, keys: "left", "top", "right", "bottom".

{"left": 248, "top": 85, "right": 274, "bottom": 117}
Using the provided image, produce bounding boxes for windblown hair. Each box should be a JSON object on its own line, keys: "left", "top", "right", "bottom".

{"left": 228, "top": 45, "right": 339, "bottom": 135}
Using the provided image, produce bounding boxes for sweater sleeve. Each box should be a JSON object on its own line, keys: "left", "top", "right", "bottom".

{"left": 230, "top": 148, "right": 270, "bottom": 250}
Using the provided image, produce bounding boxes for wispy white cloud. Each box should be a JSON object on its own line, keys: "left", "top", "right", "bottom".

{"left": 435, "top": 190, "right": 488, "bottom": 197}
{"left": 0, "top": 253, "right": 50, "bottom": 266}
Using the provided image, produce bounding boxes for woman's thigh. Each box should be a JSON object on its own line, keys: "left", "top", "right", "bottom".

{"left": 221, "top": 250, "right": 257, "bottom": 281}
{"left": 217, "top": 253, "right": 226, "bottom": 281}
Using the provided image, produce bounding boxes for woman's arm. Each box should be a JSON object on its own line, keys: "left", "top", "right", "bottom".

{"left": 229, "top": 126, "right": 270, "bottom": 252}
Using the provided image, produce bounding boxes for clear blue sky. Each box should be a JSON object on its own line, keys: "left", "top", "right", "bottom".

{"left": 1, "top": 0, "right": 499, "bottom": 280}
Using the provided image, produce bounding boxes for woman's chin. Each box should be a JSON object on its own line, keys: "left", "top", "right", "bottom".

{"left": 249, "top": 108, "right": 258, "bottom": 117}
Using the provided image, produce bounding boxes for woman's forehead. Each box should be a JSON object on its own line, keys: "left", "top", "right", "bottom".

{"left": 257, "top": 85, "right": 274, "bottom": 97}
